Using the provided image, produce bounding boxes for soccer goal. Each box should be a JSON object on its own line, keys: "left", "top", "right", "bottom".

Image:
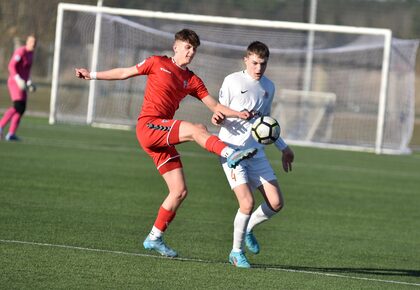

{"left": 272, "top": 89, "right": 336, "bottom": 143}
{"left": 50, "top": 3, "right": 419, "bottom": 154}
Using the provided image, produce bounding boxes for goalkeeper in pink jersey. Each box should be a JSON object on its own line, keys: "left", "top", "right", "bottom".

{"left": 0, "top": 35, "right": 37, "bottom": 141}
{"left": 75, "top": 29, "right": 257, "bottom": 258}
{"left": 212, "top": 41, "right": 294, "bottom": 268}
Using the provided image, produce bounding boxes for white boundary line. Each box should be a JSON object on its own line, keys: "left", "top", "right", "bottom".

{"left": 1, "top": 239, "right": 419, "bottom": 287}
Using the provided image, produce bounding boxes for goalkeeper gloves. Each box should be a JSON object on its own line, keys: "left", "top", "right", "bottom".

{"left": 26, "top": 80, "right": 36, "bottom": 92}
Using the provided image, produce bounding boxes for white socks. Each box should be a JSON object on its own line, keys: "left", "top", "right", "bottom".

{"left": 221, "top": 146, "right": 235, "bottom": 158}
{"left": 246, "top": 202, "right": 277, "bottom": 233}
{"left": 148, "top": 226, "right": 162, "bottom": 240}
{"left": 232, "top": 210, "right": 250, "bottom": 252}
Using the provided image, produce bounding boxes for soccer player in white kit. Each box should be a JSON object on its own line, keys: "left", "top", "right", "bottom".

{"left": 212, "top": 41, "right": 294, "bottom": 268}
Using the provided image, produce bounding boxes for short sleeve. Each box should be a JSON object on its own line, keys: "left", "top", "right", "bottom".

{"left": 218, "top": 77, "right": 232, "bottom": 107}
{"left": 261, "top": 80, "right": 276, "bottom": 116}
{"left": 189, "top": 75, "right": 209, "bottom": 100}
{"left": 8, "top": 47, "right": 25, "bottom": 76}
{"left": 136, "top": 56, "right": 155, "bottom": 75}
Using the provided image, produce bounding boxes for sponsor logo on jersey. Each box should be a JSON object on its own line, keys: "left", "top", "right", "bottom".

{"left": 160, "top": 67, "right": 172, "bottom": 74}
{"left": 263, "top": 91, "right": 268, "bottom": 98}
{"left": 183, "top": 80, "right": 188, "bottom": 88}
{"left": 241, "top": 90, "right": 248, "bottom": 94}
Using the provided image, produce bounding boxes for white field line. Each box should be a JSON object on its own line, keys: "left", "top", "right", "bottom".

{"left": 1, "top": 239, "right": 419, "bottom": 287}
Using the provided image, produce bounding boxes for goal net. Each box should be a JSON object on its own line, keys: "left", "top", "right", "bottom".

{"left": 50, "top": 3, "right": 419, "bottom": 154}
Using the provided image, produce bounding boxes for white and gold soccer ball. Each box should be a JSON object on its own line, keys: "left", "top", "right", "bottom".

{"left": 251, "top": 116, "right": 281, "bottom": 145}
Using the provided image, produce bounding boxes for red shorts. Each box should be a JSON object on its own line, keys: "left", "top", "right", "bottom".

{"left": 136, "top": 117, "right": 183, "bottom": 175}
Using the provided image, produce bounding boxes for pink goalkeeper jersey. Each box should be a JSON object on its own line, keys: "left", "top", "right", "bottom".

{"left": 8, "top": 46, "right": 34, "bottom": 81}
{"left": 136, "top": 55, "right": 209, "bottom": 120}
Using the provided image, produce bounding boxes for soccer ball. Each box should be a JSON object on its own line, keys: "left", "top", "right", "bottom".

{"left": 251, "top": 116, "right": 281, "bottom": 145}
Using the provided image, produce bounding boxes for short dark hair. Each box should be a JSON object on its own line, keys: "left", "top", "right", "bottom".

{"left": 246, "top": 41, "right": 270, "bottom": 59}
{"left": 175, "top": 29, "right": 200, "bottom": 48}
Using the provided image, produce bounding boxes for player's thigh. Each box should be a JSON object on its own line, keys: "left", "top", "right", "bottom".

{"left": 233, "top": 183, "right": 254, "bottom": 210}
{"left": 258, "top": 179, "right": 284, "bottom": 210}
{"left": 136, "top": 118, "right": 184, "bottom": 175}
{"left": 247, "top": 157, "right": 277, "bottom": 190}
{"left": 178, "top": 120, "right": 207, "bottom": 143}
{"left": 7, "top": 79, "right": 26, "bottom": 101}
{"left": 162, "top": 167, "right": 187, "bottom": 194}
{"left": 162, "top": 167, "right": 188, "bottom": 211}
{"left": 137, "top": 118, "right": 181, "bottom": 148}
{"left": 221, "top": 160, "right": 249, "bottom": 189}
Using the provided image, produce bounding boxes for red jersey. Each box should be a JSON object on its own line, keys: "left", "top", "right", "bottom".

{"left": 136, "top": 56, "right": 209, "bottom": 120}
{"left": 8, "top": 46, "right": 34, "bottom": 81}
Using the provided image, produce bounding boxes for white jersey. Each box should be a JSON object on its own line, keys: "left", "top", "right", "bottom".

{"left": 218, "top": 70, "right": 285, "bottom": 158}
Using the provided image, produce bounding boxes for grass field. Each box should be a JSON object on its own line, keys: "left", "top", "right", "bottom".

{"left": 1, "top": 117, "right": 420, "bottom": 289}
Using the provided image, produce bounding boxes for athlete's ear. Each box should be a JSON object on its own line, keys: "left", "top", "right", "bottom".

{"left": 173, "top": 41, "right": 179, "bottom": 54}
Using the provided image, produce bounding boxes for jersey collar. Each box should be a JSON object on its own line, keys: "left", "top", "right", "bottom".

{"left": 171, "top": 57, "right": 187, "bottom": 70}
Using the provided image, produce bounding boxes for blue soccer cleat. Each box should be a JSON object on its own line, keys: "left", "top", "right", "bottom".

{"left": 245, "top": 231, "right": 260, "bottom": 254}
{"left": 229, "top": 250, "right": 251, "bottom": 268}
{"left": 143, "top": 236, "right": 178, "bottom": 257}
{"left": 5, "top": 133, "right": 20, "bottom": 142}
{"left": 227, "top": 148, "right": 257, "bottom": 169}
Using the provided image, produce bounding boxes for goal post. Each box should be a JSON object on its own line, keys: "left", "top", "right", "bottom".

{"left": 50, "top": 3, "right": 419, "bottom": 154}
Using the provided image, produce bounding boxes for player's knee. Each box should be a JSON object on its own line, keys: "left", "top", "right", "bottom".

{"left": 194, "top": 123, "right": 208, "bottom": 134}
{"left": 240, "top": 197, "right": 254, "bottom": 213}
{"left": 269, "top": 199, "right": 284, "bottom": 212}
{"left": 172, "top": 187, "right": 188, "bottom": 202}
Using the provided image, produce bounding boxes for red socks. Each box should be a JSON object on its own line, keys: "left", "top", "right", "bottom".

{"left": 154, "top": 206, "right": 176, "bottom": 232}
{"left": 205, "top": 135, "right": 227, "bottom": 156}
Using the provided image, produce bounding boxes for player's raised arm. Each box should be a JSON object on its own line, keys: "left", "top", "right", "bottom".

{"left": 75, "top": 66, "right": 138, "bottom": 81}
{"left": 201, "top": 95, "right": 251, "bottom": 120}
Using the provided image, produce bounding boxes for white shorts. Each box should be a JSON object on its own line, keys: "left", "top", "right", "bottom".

{"left": 221, "top": 156, "right": 277, "bottom": 191}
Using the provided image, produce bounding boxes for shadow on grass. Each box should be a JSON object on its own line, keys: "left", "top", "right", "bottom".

{"left": 252, "top": 264, "right": 420, "bottom": 278}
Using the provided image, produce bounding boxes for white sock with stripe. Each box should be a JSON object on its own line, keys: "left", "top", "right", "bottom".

{"left": 246, "top": 202, "right": 277, "bottom": 233}
{"left": 221, "top": 146, "right": 235, "bottom": 158}
{"left": 148, "top": 226, "right": 162, "bottom": 240}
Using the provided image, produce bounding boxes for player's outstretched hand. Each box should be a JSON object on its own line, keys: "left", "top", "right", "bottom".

{"left": 238, "top": 109, "right": 253, "bottom": 120}
{"left": 282, "top": 146, "right": 294, "bottom": 172}
{"left": 212, "top": 111, "right": 225, "bottom": 126}
{"left": 75, "top": 68, "right": 91, "bottom": 80}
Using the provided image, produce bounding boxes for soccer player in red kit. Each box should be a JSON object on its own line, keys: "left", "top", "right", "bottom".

{"left": 0, "top": 35, "right": 37, "bottom": 141}
{"left": 75, "top": 29, "right": 257, "bottom": 257}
